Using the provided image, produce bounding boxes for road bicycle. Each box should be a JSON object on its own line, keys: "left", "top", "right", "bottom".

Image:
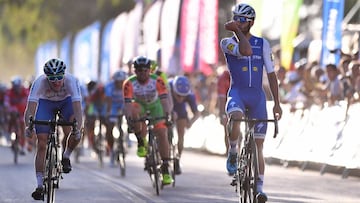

{"left": 129, "top": 112, "right": 170, "bottom": 195}
{"left": 230, "top": 116, "right": 278, "bottom": 203}
{"left": 29, "top": 109, "right": 78, "bottom": 203}
{"left": 167, "top": 121, "right": 178, "bottom": 187}
{"left": 93, "top": 114, "right": 106, "bottom": 168}
{"left": 9, "top": 111, "right": 23, "bottom": 164}
{"left": 109, "top": 114, "right": 127, "bottom": 177}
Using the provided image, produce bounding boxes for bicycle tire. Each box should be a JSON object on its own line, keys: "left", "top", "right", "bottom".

{"left": 46, "top": 143, "right": 56, "bottom": 203}
{"left": 118, "top": 132, "right": 126, "bottom": 177}
{"left": 240, "top": 137, "right": 258, "bottom": 203}
{"left": 150, "top": 137, "right": 160, "bottom": 195}
{"left": 12, "top": 136, "right": 19, "bottom": 164}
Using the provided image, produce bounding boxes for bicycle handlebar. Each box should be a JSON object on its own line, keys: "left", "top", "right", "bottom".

{"left": 231, "top": 118, "right": 279, "bottom": 138}
{"left": 29, "top": 116, "right": 78, "bottom": 133}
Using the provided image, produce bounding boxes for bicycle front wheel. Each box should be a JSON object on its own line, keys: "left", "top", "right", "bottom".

{"left": 241, "top": 139, "right": 259, "bottom": 203}
{"left": 118, "top": 133, "right": 126, "bottom": 177}
{"left": 150, "top": 138, "right": 160, "bottom": 195}
{"left": 45, "top": 143, "right": 56, "bottom": 203}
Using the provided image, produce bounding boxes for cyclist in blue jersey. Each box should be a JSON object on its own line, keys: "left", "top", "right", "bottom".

{"left": 169, "top": 75, "right": 200, "bottom": 174}
{"left": 220, "top": 3, "right": 282, "bottom": 202}
{"left": 105, "top": 70, "right": 127, "bottom": 166}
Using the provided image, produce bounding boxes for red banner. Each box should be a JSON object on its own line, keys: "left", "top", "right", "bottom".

{"left": 198, "top": 0, "right": 218, "bottom": 76}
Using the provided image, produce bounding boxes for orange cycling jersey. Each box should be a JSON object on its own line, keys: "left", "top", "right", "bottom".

{"left": 123, "top": 74, "right": 168, "bottom": 104}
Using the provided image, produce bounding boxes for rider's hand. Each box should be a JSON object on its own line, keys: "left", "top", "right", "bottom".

{"left": 25, "top": 126, "right": 35, "bottom": 138}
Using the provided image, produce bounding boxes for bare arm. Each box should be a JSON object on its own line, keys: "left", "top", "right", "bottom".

{"left": 24, "top": 101, "right": 37, "bottom": 127}
{"left": 72, "top": 101, "right": 83, "bottom": 130}
{"left": 267, "top": 72, "right": 282, "bottom": 120}
{"left": 224, "top": 21, "right": 252, "bottom": 56}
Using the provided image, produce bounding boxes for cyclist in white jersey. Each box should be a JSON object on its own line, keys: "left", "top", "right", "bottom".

{"left": 220, "top": 3, "right": 282, "bottom": 202}
{"left": 24, "top": 58, "right": 83, "bottom": 200}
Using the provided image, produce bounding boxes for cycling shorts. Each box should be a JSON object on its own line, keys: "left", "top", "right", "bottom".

{"left": 226, "top": 87, "right": 268, "bottom": 138}
{"left": 35, "top": 96, "right": 74, "bottom": 134}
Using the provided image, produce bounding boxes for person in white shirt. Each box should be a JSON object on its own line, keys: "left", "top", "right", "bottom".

{"left": 24, "top": 58, "right": 83, "bottom": 200}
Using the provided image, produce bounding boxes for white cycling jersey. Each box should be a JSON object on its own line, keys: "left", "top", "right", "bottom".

{"left": 28, "top": 74, "right": 82, "bottom": 103}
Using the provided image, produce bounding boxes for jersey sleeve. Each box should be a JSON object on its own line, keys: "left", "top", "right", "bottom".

{"left": 69, "top": 76, "right": 82, "bottom": 102}
{"left": 262, "top": 38, "right": 275, "bottom": 73}
{"left": 220, "top": 37, "right": 240, "bottom": 57}
{"left": 156, "top": 76, "right": 168, "bottom": 99}
{"left": 27, "top": 76, "right": 42, "bottom": 103}
{"left": 123, "top": 79, "right": 134, "bottom": 103}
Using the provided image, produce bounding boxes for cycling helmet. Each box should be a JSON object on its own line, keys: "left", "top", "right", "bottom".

{"left": 112, "top": 70, "right": 127, "bottom": 81}
{"left": 43, "top": 58, "right": 66, "bottom": 76}
{"left": 232, "top": 3, "right": 256, "bottom": 19}
{"left": 173, "top": 76, "right": 191, "bottom": 97}
{"left": 11, "top": 76, "right": 22, "bottom": 87}
{"left": 133, "top": 56, "right": 151, "bottom": 69}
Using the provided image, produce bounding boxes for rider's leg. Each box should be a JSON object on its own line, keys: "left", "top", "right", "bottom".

{"left": 105, "top": 121, "right": 115, "bottom": 165}
{"left": 255, "top": 138, "right": 265, "bottom": 191}
{"left": 34, "top": 134, "right": 47, "bottom": 187}
{"left": 175, "top": 118, "right": 186, "bottom": 157}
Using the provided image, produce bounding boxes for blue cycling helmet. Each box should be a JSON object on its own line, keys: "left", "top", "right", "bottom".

{"left": 43, "top": 58, "right": 66, "bottom": 76}
{"left": 112, "top": 70, "right": 127, "bottom": 81}
{"left": 173, "top": 76, "right": 191, "bottom": 97}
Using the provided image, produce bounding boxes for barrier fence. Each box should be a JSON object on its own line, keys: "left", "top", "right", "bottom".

{"left": 184, "top": 101, "right": 360, "bottom": 178}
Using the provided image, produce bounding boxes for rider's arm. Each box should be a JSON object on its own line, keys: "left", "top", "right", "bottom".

{"left": 223, "top": 21, "right": 252, "bottom": 56}
{"left": 263, "top": 38, "right": 282, "bottom": 119}
{"left": 122, "top": 80, "right": 134, "bottom": 118}
{"left": 187, "top": 94, "right": 200, "bottom": 127}
{"left": 72, "top": 101, "right": 83, "bottom": 130}
{"left": 24, "top": 101, "right": 37, "bottom": 127}
{"left": 104, "top": 84, "right": 112, "bottom": 116}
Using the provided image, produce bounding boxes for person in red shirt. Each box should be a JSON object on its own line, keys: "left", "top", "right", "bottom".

{"left": 217, "top": 69, "right": 231, "bottom": 155}
{"left": 5, "top": 76, "right": 29, "bottom": 154}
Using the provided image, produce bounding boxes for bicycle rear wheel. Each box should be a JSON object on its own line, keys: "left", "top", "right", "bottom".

{"left": 45, "top": 143, "right": 56, "bottom": 203}
{"left": 11, "top": 133, "right": 19, "bottom": 164}
{"left": 240, "top": 138, "right": 258, "bottom": 203}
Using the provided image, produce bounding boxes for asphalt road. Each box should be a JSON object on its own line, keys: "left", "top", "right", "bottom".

{"left": 0, "top": 143, "right": 359, "bottom": 203}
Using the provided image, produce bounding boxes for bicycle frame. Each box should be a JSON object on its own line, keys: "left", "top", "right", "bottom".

{"left": 29, "top": 109, "right": 77, "bottom": 203}
{"left": 230, "top": 117, "right": 278, "bottom": 203}
{"left": 129, "top": 113, "right": 167, "bottom": 195}
{"left": 109, "top": 114, "right": 126, "bottom": 177}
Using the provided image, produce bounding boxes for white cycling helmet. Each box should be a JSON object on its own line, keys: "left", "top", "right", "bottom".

{"left": 112, "top": 70, "right": 127, "bottom": 81}
{"left": 43, "top": 58, "right": 66, "bottom": 76}
{"left": 232, "top": 3, "right": 256, "bottom": 19}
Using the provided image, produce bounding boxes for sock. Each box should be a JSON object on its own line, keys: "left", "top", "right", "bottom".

{"left": 228, "top": 140, "right": 238, "bottom": 154}
{"left": 36, "top": 172, "right": 43, "bottom": 188}
{"left": 257, "top": 175, "right": 264, "bottom": 192}
{"left": 63, "top": 149, "right": 71, "bottom": 159}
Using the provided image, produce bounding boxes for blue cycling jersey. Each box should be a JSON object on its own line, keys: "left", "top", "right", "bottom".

{"left": 104, "top": 81, "right": 124, "bottom": 115}
{"left": 220, "top": 35, "right": 275, "bottom": 138}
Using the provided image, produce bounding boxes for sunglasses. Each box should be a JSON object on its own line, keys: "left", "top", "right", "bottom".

{"left": 47, "top": 74, "right": 64, "bottom": 82}
{"left": 233, "top": 16, "right": 252, "bottom": 23}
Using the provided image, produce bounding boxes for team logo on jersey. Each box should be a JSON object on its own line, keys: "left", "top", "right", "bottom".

{"left": 253, "top": 66, "right": 258, "bottom": 72}
{"left": 227, "top": 43, "right": 235, "bottom": 52}
{"left": 242, "top": 67, "right": 248, "bottom": 72}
